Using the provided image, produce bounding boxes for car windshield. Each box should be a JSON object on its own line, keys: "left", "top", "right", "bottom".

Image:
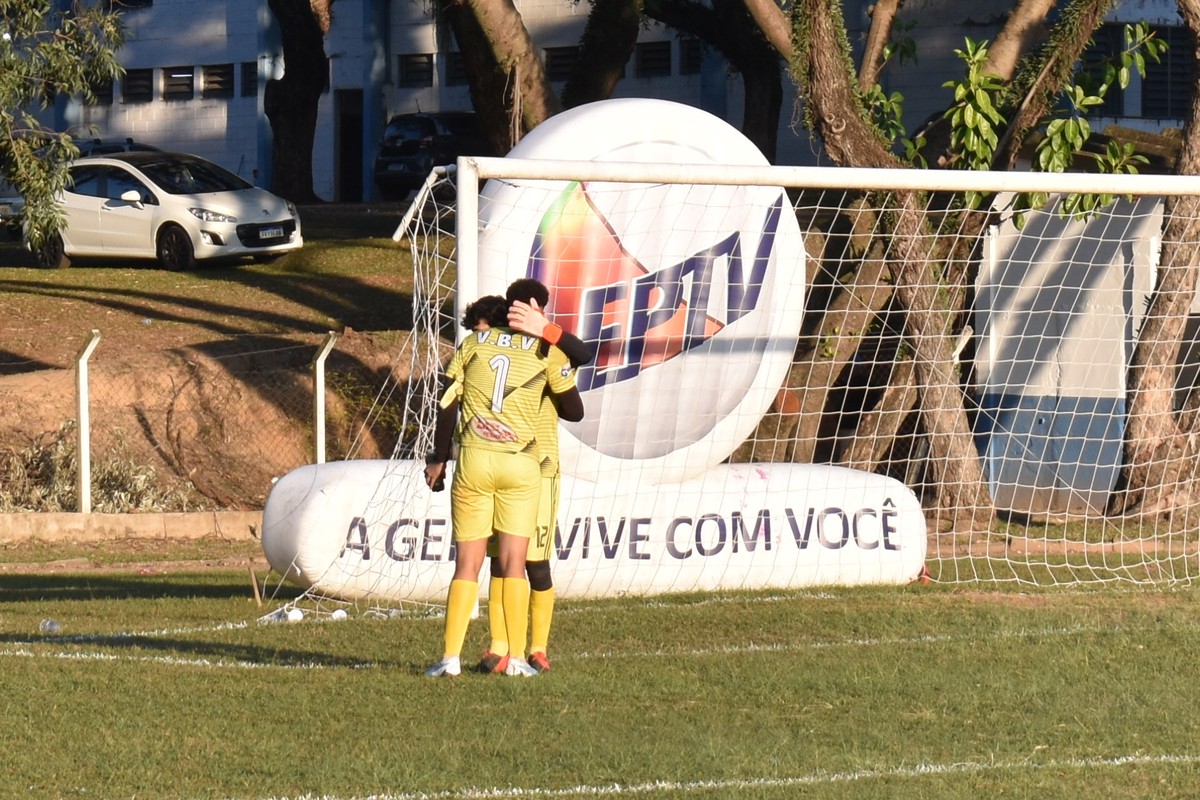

{"left": 138, "top": 156, "right": 252, "bottom": 195}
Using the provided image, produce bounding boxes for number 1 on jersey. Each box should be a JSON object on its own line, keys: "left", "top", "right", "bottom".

{"left": 488, "top": 354, "right": 510, "bottom": 413}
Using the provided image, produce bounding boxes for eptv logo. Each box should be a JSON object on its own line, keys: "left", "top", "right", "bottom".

{"left": 529, "top": 181, "right": 786, "bottom": 394}
{"left": 476, "top": 99, "right": 807, "bottom": 484}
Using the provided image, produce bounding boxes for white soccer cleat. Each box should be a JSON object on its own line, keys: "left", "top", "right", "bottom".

{"left": 504, "top": 658, "right": 539, "bottom": 677}
{"left": 425, "top": 656, "right": 462, "bottom": 677}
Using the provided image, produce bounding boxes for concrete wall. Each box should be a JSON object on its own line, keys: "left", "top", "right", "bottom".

{"left": 0, "top": 512, "right": 261, "bottom": 543}
{"left": 973, "top": 196, "right": 1165, "bottom": 516}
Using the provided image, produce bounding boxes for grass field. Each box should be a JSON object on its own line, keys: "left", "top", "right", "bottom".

{"left": 2, "top": 205, "right": 1198, "bottom": 797}
{"left": 2, "top": 546, "right": 1198, "bottom": 799}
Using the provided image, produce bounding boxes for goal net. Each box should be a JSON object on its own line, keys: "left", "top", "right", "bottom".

{"left": 439, "top": 158, "right": 1200, "bottom": 587}
{"left": 263, "top": 157, "right": 1200, "bottom": 613}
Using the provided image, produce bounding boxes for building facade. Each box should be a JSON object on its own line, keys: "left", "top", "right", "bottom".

{"left": 58, "top": 0, "right": 1191, "bottom": 202}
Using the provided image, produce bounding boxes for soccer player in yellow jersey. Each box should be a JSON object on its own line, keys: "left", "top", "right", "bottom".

{"left": 479, "top": 279, "right": 592, "bottom": 674}
{"left": 423, "top": 284, "right": 583, "bottom": 678}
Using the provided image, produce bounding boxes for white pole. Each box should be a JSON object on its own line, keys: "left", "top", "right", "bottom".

{"left": 455, "top": 155, "right": 480, "bottom": 343}
{"left": 312, "top": 331, "right": 339, "bottom": 464}
{"left": 461, "top": 156, "right": 1200, "bottom": 197}
{"left": 75, "top": 330, "right": 102, "bottom": 514}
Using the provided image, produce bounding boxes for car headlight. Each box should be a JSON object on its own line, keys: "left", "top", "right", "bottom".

{"left": 188, "top": 207, "right": 237, "bottom": 223}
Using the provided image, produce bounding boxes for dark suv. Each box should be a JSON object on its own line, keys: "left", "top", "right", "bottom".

{"left": 373, "top": 112, "right": 491, "bottom": 199}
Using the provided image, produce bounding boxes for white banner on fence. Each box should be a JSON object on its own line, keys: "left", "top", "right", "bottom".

{"left": 261, "top": 459, "right": 927, "bottom": 602}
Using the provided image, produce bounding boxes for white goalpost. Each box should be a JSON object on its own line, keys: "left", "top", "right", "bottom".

{"left": 446, "top": 154, "right": 1200, "bottom": 585}
{"left": 263, "top": 102, "right": 1200, "bottom": 608}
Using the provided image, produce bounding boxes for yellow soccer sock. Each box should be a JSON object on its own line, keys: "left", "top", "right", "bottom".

{"left": 442, "top": 579, "right": 478, "bottom": 659}
{"left": 501, "top": 577, "right": 531, "bottom": 660}
{"left": 529, "top": 586, "right": 555, "bottom": 655}
{"left": 488, "top": 575, "right": 509, "bottom": 656}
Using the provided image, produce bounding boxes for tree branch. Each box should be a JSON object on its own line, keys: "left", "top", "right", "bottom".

{"left": 858, "top": 0, "right": 903, "bottom": 91}
{"left": 740, "top": 0, "right": 792, "bottom": 59}
{"left": 563, "top": 0, "right": 643, "bottom": 108}
{"left": 982, "top": 0, "right": 1056, "bottom": 80}
{"left": 992, "top": 0, "right": 1115, "bottom": 170}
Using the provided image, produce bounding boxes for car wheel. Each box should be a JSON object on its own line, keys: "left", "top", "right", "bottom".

{"left": 156, "top": 224, "right": 196, "bottom": 271}
{"left": 35, "top": 233, "right": 69, "bottom": 269}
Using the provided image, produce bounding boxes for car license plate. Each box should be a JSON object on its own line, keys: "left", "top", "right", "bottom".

{"left": 260, "top": 226, "right": 283, "bottom": 239}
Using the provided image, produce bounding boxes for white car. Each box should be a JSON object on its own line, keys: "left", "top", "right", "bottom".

{"left": 33, "top": 151, "right": 303, "bottom": 270}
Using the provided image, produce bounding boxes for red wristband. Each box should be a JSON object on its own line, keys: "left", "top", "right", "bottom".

{"left": 543, "top": 322, "right": 562, "bottom": 345}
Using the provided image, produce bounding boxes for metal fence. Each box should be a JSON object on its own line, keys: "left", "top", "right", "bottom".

{"left": 10, "top": 330, "right": 407, "bottom": 513}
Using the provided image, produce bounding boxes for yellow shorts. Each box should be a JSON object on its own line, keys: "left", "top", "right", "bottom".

{"left": 491, "top": 474, "right": 559, "bottom": 560}
{"left": 451, "top": 447, "right": 540, "bottom": 542}
{"left": 529, "top": 474, "right": 560, "bottom": 562}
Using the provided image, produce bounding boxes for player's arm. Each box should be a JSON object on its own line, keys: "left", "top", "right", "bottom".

{"left": 424, "top": 375, "right": 460, "bottom": 491}
{"left": 551, "top": 329, "right": 592, "bottom": 369}
{"left": 544, "top": 347, "right": 585, "bottom": 422}
{"left": 509, "top": 299, "right": 593, "bottom": 368}
{"left": 552, "top": 386, "right": 584, "bottom": 422}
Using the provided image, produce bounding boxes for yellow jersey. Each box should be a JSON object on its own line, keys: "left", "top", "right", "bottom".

{"left": 441, "top": 327, "right": 577, "bottom": 456}
{"left": 536, "top": 394, "right": 563, "bottom": 477}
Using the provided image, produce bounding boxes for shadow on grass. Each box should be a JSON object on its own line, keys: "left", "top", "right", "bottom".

{"left": 0, "top": 629, "right": 387, "bottom": 670}
{"left": 296, "top": 202, "right": 409, "bottom": 240}
{"left": 0, "top": 572, "right": 303, "bottom": 603}
{"left": 0, "top": 265, "right": 415, "bottom": 341}
{"left": 0, "top": 571, "right": 400, "bottom": 668}
{"left": 0, "top": 200, "right": 422, "bottom": 357}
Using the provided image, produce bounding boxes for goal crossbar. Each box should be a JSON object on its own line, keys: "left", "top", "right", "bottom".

{"left": 459, "top": 155, "right": 1200, "bottom": 195}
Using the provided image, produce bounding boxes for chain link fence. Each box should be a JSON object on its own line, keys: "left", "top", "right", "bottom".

{"left": 0, "top": 331, "right": 418, "bottom": 513}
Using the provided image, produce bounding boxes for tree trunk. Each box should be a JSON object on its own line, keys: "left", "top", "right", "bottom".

{"left": 982, "top": 0, "right": 1057, "bottom": 80}
{"left": 890, "top": 207, "right": 993, "bottom": 532}
{"left": 740, "top": 0, "right": 791, "bottom": 58}
{"left": 646, "top": 0, "right": 783, "bottom": 161}
{"left": 842, "top": 359, "right": 919, "bottom": 471}
{"left": 468, "top": 0, "right": 561, "bottom": 138}
{"left": 436, "top": 1, "right": 519, "bottom": 154}
{"left": 1107, "top": 0, "right": 1200, "bottom": 520}
{"left": 737, "top": 26, "right": 782, "bottom": 160}
{"left": 858, "top": 0, "right": 903, "bottom": 90}
{"left": 264, "top": 0, "right": 332, "bottom": 204}
{"left": 760, "top": 236, "right": 896, "bottom": 464}
{"left": 795, "top": 0, "right": 994, "bottom": 532}
{"left": 1108, "top": 221, "right": 1200, "bottom": 518}
{"left": 563, "top": 0, "right": 643, "bottom": 108}
{"left": 991, "top": 0, "right": 1115, "bottom": 170}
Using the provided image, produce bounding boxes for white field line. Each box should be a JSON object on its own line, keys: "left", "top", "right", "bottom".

{"left": 1, "top": 622, "right": 1114, "bottom": 672}
{"left": 551, "top": 584, "right": 1163, "bottom": 616}
{"left": 572, "top": 622, "right": 1107, "bottom": 660}
{"left": 0, "top": 646, "right": 377, "bottom": 670}
{"left": 249, "top": 753, "right": 1200, "bottom": 800}
{"left": 0, "top": 647, "right": 369, "bottom": 671}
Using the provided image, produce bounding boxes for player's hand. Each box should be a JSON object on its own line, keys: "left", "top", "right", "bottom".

{"left": 508, "top": 299, "right": 549, "bottom": 338}
{"left": 425, "top": 462, "right": 446, "bottom": 491}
